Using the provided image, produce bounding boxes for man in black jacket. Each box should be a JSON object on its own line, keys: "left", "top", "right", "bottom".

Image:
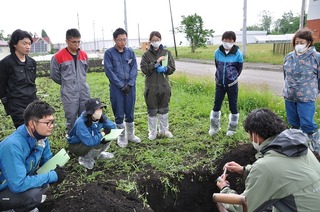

{"left": 0, "top": 29, "right": 37, "bottom": 128}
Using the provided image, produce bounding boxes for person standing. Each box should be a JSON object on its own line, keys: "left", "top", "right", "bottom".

{"left": 0, "top": 100, "right": 67, "bottom": 211}
{"left": 0, "top": 29, "right": 37, "bottom": 128}
{"left": 67, "top": 98, "right": 117, "bottom": 169}
{"left": 209, "top": 31, "right": 243, "bottom": 137}
{"left": 283, "top": 28, "right": 320, "bottom": 155}
{"left": 104, "top": 28, "right": 140, "bottom": 148}
{"left": 140, "top": 31, "right": 175, "bottom": 140}
{"left": 215, "top": 108, "right": 320, "bottom": 212}
{"left": 50, "top": 28, "right": 90, "bottom": 137}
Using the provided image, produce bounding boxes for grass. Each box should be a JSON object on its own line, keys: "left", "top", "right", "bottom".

{"left": 134, "top": 43, "right": 285, "bottom": 65}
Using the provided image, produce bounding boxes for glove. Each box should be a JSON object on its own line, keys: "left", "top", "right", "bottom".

{"left": 100, "top": 138, "right": 111, "bottom": 144}
{"left": 157, "top": 66, "right": 167, "bottom": 73}
{"left": 103, "top": 128, "right": 111, "bottom": 135}
{"left": 121, "top": 84, "right": 131, "bottom": 95}
{"left": 55, "top": 165, "right": 66, "bottom": 184}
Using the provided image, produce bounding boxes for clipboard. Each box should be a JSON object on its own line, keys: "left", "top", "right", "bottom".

{"left": 103, "top": 129, "right": 124, "bottom": 141}
{"left": 162, "top": 53, "right": 168, "bottom": 67}
{"left": 36, "top": 148, "right": 70, "bottom": 174}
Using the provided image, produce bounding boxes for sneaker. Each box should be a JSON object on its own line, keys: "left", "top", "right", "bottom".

{"left": 41, "top": 194, "right": 47, "bottom": 203}
{"left": 29, "top": 208, "right": 39, "bottom": 212}
{"left": 97, "top": 152, "right": 114, "bottom": 159}
{"left": 78, "top": 156, "right": 94, "bottom": 169}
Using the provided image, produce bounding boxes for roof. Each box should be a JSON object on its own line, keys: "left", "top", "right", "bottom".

{"left": 0, "top": 40, "right": 8, "bottom": 46}
{"left": 32, "top": 37, "right": 51, "bottom": 44}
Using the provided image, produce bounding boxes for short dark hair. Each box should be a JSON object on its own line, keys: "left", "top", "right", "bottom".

{"left": 244, "top": 108, "right": 287, "bottom": 139}
{"left": 23, "top": 100, "right": 55, "bottom": 125}
{"left": 113, "top": 28, "right": 127, "bottom": 39}
{"left": 292, "top": 28, "right": 313, "bottom": 48}
{"left": 66, "top": 28, "right": 81, "bottom": 40}
{"left": 221, "top": 31, "right": 236, "bottom": 42}
{"left": 149, "top": 31, "right": 162, "bottom": 41}
{"left": 9, "top": 29, "right": 33, "bottom": 54}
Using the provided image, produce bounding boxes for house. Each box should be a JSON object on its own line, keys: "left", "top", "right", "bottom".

{"left": 307, "top": 0, "right": 320, "bottom": 42}
{"left": 31, "top": 36, "right": 52, "bottom": 54}
{"left": 0, "top": 40, "right": 9, "bottom": 60}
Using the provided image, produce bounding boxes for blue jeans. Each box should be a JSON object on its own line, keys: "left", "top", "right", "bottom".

{"left": 285, "top": 100, "right": 318, "bottom": 134}
{"left": 213, "top": 83, "right": 238, "bottom": 114}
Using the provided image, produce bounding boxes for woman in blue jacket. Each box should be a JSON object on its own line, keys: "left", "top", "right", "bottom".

{"left": 67, "top": 98, "right": 116, "bottom": 169}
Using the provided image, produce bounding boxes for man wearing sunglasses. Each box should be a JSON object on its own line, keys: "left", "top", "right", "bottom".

{"left": 50, "top": 28, "right": 90, "bottom": 137}
{"left": 0, "top": 100, "right": 66, "bottom": 211}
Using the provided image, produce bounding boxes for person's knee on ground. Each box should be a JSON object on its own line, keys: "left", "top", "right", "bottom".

{"left": 125, "top": 122, "right": 141, "bottom": 143}
{"left": 209, "top": 110, "right": 221, "bottom": 136}
{"left": 226, "top": 113, "right": 239, "bottom": 136}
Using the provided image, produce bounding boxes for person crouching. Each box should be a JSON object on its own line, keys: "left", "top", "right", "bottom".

{"left": 67, "top": 98, "right": 116, "bottom": 169}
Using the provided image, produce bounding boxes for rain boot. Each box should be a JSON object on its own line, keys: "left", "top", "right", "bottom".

{"left": 96, "top": 143, "right": 114, "bottom": 159}
{"left": 116, "top": 123, "right": 128, "bottom": 148}
{"left": 209, "top": 110, "right": 221, "bottom": 136}
{"left": 78, "top": 149, "right": 96, "bottom": 169}
{"left": 126, "top": 122, "right": 141, "bottom": 143}
{"left": 226, "top": 113, "right": 239, "bottom": 136}
{"left": 158, "top": 113, "right": 173, "bottom": 138}
{"left": 308, "top": 129, "right": 320, "bottom": 154}
{"left": 148, "top": 115, "right": 157, "bottom": 140}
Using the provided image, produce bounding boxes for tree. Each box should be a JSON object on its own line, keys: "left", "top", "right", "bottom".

{"left": 41, "top": 29, "right": 48, "bottom": 37}
{"left": 177, "top": 13, "right": 214, "bottom": 53}
{"left": 0, "top": 30, "right": 10, "bottom": 41}
{"left": 273, "top": 11, "right": 299, "bottom": 34}
{"left": 259, "top": 10, "right": 272, "bottom": 33}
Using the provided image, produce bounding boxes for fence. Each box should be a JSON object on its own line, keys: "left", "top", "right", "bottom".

{"left": 273, "top": 43, "right": 292, "bottom": 56}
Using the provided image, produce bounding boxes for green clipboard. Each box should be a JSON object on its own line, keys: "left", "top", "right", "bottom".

{"left": 36, "top": 148, "right": 70, "bottom": 174}
{"left": 103, "top": 129, "right": 124, "bottom": 141}
{"left": 162, "top": 53, "right": 168, "bottom": 67}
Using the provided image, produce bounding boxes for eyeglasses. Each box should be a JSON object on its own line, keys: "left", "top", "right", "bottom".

{"left": 68, "top": 40, "right": 81, "bottom": 44}
{"left": 36, "top": 120, "right": 55, "bottom": 127}
{"left": 116, "top": 38, "right": 127, "bottom": 42}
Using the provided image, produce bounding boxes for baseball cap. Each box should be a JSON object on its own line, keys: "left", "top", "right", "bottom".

{"left": 85, "top": 98, "right": 106, "bottom": 115}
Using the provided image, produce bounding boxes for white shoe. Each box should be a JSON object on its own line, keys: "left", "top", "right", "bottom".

{"left": 98, "top": 152, "right": 114, "bottom": 159}
{"left": 29, "top": 208, "right": 39, "bottom": 212}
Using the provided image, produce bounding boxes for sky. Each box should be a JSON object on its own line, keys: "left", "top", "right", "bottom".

{"left": 0, "top": 0, "right": 307, "bottom": 46}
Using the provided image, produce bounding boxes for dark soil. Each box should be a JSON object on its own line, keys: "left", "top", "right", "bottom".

{"left": 37, "top": 144, "right": 257, "bottom": 212}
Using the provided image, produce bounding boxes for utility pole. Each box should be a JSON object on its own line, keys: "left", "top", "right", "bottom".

{"left": 168, "top": 0, "right": 178, "bottom": 58}
{"left": 242, "top": 0, "right": 247, "bottom": 56}
{"left": 124, "top": 0, "right": 129, "bottom": 47}
{"left": 299, "top": 0, "right": 306, "bottom": 29}
{"left": 138, "top": 23, "right": 141, "bottom": 49}
{"left": 93, "top": 21, "right": 96, "bottom": 52}
{"left": 77, "top": 13, "right": 80, "bottom": 31}
{"left": 102, "top": 27, "right": 105, "bottom": 51}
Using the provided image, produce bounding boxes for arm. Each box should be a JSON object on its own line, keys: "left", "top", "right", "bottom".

{"left": 0, "top": 60, "right": 10, "bottom": 113}
{"left": 127, "top": 51, "right": 138, "bottom": 86}
{"left": 165, "top": 51, "right": 175, "bottom": 75}
{"left": 50, "top": 56, "right": 61, "bottom": 85}
{"left": 102, "top": 115, "right": 117, "bottom": 129}
{"left": 237, "top": 50, "right": 244, "bottom": 76}
{"left": 104, "top": 50, "right": 125, "bottom": 89}
{"left": 75, "top": 121, "right": 103, "bottom": 147}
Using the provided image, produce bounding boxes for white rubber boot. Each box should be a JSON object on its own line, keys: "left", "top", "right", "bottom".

{"left": 158, "top": 113, "right": 173, "bottom": 138}
{"left": 148, "top": 115, "right": 157, "bottom": 140}
{"left": 116, "top": 123, "right": 128, "bottom": 148}
{"left": 78, "top": 149, "right": 96, "bottom": 169}
{"left": 226, "top": 113, "right": 239, "bottom": 136}
{"left": 308, "top": 129, "right": 320, "bottom": 154}
{"left": 96, "top": 143, "right": 114, "bottom": 159}
{"left": 126, "top": 122, "right": 141, "bottom": 143}
{"left": 209, "top": 110, "right": 221, "bottom": 136}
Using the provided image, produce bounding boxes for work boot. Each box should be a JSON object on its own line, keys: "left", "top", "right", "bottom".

{"left": 126, "top": 122, "right": 141, "bottom": 143}
{"left": 158, "top": 113, "right": 173, "bottom": 138}
{"left": 308, "top": 130, "right": 320, "bottom": 154}
{"left": 78, "top": 149, "right": 96, "bottom": 169}
{"left": 226, "top": 113, "right": 239, "bottom": 136}
{"left": 116, "top": 123, "right": 128, "bottom": 148}
{"left": 148, "top": 115, "right": 157, "bottom": 140}
{"left": 209, "top": 110, "right": 221, "bottom": 136}
{"left": 96, "top": 143, "right": 114, "bottom": 159}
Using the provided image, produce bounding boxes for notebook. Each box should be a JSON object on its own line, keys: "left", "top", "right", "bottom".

{"left": 36, "top": 148, "right": 70, "bottom": 174}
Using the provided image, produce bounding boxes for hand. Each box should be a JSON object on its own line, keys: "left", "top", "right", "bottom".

{"left": 103, "top": 128, "right": 111, "bottom": 135}
{"left": 157, "top": 66, "right": 167, "bottom": 73}
{"left": 157, "top": 56, "right": 165, "bottom": 63}
{"left": 55, "top": 165, "right": 66, "bottom": 184}
{"left": 121, "top": 84, "right": 131, "bottom": 95}
{"left": 216, "top": 174, "right": 230, "bottom": 190}
{"left": 224, "top": 161, "right": 244, "bottom": 174}
{"left": 100, "top": 138, "right": 110, "bottom": 144}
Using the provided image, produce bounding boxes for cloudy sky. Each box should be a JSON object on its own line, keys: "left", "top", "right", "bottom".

{"left": 0, "top": 0, "right": 307, "bottom": 45}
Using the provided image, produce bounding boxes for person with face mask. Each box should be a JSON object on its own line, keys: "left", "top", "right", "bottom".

{"left": 140, "top": 31, "right": 176, "bottom": 141}
{"left": 215, "top": 108, "right": 320, "bottom": 212}
{"left": 0, "top": 100, "right": 67, "bottom": 211}
{"left": 67, "top": 98, "right": 116, "bottom": 169}
{"left": 283, "top": 28, "right": 320, "bottom": 155}
{"left": 209, "top": 31, "right": 243, "bottom": 137}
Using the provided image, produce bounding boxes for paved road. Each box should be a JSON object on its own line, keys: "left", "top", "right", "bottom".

{"left": 137, "top": 57, "right": 284, "bottom": 96}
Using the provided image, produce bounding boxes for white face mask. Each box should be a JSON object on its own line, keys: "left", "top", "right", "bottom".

{"left": 92, "top": 110, "right": 102, "bottom": 120}
{"left": 151, "top": 41, "right": 161, "bottom": 49}
{"left": 222, "top": 41, "right": 234, "bottom": 50}
{"left": 252, "top": 134, "right": 261, "bottom": 151}
{"left": 295, "top": 44, "right": 308, "bottom": 54}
